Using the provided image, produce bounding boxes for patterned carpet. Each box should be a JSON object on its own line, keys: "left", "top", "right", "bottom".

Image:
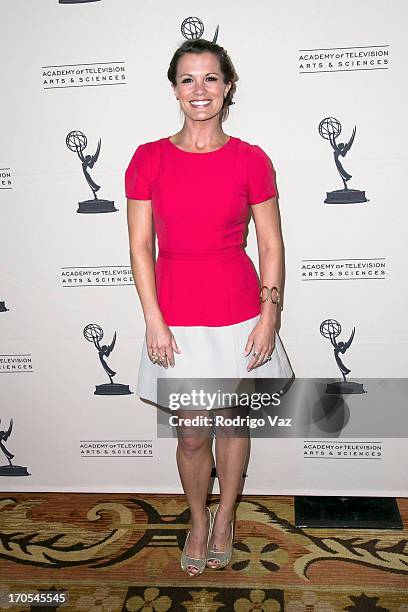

{"left": 0, "top": 493, "right": 407, "bottom": 611}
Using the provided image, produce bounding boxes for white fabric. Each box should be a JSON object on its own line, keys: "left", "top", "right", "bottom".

{"left": 137, "top": 314, "right": 294, "bottom": 409}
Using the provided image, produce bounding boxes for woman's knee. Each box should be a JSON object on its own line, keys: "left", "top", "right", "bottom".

{"left": 176, "top": 409, "right": 212, "bottom": 456}
{"left": 177, "top": 433, "right": 212, "bottom": 458}
{"left": 213, "top": 405, "right": 250, "bottom": 438}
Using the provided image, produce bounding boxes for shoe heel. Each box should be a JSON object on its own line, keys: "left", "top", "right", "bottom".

{"left": 206, "top": 505, "right": 235, "bottom": 570}
{"left": 181, "top": 505, "right": 213, "bottom": 576}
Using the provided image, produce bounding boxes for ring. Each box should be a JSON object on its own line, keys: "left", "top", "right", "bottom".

{"left": 253, "top": 351, "right": 259, "bottom": 357}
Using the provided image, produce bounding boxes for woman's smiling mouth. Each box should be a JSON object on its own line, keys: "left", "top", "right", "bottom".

{"left": 190, "top": 100, "right": 211, "bottom": 107}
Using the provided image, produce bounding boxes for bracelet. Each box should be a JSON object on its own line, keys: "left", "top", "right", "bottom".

{"left": 260, "top": 285, "right": 280, "bottom": 305}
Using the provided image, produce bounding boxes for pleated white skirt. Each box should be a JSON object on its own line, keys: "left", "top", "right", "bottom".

{"left": 136, "top": 314, "right": 294, "bottom": 410}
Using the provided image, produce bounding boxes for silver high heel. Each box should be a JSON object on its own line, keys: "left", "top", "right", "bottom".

{"left": 206, "top": 505, "right": 234, "bottom": 569}
{"left": 181, "top": 505, "right": 213, "bottom": 576}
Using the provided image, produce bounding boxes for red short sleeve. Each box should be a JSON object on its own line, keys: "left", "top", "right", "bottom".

{"left": 248, "top": 144, "right": 276, "bottom": 205}
{"left": 125, "top": 143, "right": 151, "bottom": 200}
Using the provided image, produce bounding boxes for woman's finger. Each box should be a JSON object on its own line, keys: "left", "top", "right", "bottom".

{"left": 244, "top": 336, "right": 254, "bottom": 356}
{"left": 255, "top": 350, "right": 267, "bottom": 367}
{"left": 165, "top": 345, "right": 175, "bottom": 367}
{"left": 171, "top": 335, "right": 182, "bottom": 354}
{"left": 150, "top": 345, "right": 163, "bottom": 367}
{"left": 247, "top": 347, "right": 263, "bottom": 371}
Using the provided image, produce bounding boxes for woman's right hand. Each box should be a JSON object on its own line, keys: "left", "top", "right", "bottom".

{"left": 146, "top": 318, "right": 181, "bottom": 368}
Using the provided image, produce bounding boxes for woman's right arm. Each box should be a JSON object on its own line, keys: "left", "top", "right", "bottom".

{"left": 126, "top": 198, "right": 180, "bottom": 367}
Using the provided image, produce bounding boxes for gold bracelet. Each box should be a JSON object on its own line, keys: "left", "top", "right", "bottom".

{"left": 260, "top": 285, "right": 280, "bottom": 304}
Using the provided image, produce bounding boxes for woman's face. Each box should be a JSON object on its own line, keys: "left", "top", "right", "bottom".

{"left": 172, "top": 51, "right": 231, "bottom": 122}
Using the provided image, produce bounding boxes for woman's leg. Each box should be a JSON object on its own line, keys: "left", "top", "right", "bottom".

{"left": 175, "top": 408, "right": 213, "bottom": 574}
{"left": 207, "top": 404, "right": 250, "bottom": 567}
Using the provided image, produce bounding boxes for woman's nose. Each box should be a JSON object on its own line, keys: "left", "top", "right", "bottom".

{"left": 193, "top": 82, "right": 206, "bottom": 94}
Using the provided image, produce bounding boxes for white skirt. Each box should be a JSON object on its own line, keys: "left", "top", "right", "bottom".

{"left": 136, "top": 314, "right": 294, "bottom": 410}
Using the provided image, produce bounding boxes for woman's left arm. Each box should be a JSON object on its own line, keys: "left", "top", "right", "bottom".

{"left": 245, "top": 196, "right": 283, "bottom": 370}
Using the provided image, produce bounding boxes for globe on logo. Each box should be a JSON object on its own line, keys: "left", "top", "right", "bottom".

{"left": 181, "top": 16, "right": 204, "bottom": 39}
{"left": 66, "top": 130, "right": 87, "bottom": 153}
{"left": 83, "top": 323, "right": 103, "bottom": 343}
{"left": 318, "top": 117, "right": 341, "bottom": 141}
{"left": 320, "top": 318, "right": 341, "bottom": 339}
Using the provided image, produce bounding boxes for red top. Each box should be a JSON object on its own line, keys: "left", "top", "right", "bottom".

{"left": 125, "top": 136, "right": 276, "bottom": 326}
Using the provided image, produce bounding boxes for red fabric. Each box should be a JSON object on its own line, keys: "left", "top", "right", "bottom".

{"left": 125, "top": 136, "right": 276, "bottom": 326}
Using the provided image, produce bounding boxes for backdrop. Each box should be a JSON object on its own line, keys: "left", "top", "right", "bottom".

{"left": 1, "top": 0, "right": 407, "bottom": 495}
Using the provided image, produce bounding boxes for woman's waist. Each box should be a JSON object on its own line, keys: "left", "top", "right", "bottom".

{"left": 157, "top": 244, "right": 246, "bottom": 262}
{"left": 155, "top": 247, "right": 259, "bottom": 290}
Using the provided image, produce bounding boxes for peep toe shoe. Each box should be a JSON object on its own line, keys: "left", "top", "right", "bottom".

{"left": 206, "top": 505, "right": 234, "bottom": 569}
{"left": 181, "top": 505, "right": 213, "bottom": 576}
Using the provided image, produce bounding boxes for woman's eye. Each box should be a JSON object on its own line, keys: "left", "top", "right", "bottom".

{"left": 181, "top": 76, "right": 218, "bottom": 83}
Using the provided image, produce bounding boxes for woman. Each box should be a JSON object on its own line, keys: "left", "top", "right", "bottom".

{"left": 125, "top": 38, "right": 293, "bottom": 576}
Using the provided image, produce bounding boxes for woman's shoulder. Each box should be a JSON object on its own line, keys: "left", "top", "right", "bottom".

{"left": 130, "top": 138, "right": 164, "bottom": 171}
{"left": 127, "top": 138, "right": 164, "bottom": 184}
{"left": 135, "top": 138, "right": 164, "bottom": 152}
{"left": 234, "top": 136, "right": 269, "bottom": 158}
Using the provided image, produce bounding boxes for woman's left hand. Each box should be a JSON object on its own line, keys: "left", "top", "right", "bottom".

{"left": 244, "top": 317, "right": 276, "bottom": 371}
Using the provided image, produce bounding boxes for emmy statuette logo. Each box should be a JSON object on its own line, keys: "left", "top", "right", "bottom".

{"left": 83, "top": 323, "right": 132, "bottom": 395}
{"left": 0, "top": 418, "right": 30, "bottom": 477}
{"left": 319, "top": 117, "right": 369, "bottom": 204}
{"left": 66, "top": 130, "right": 117, "bottom": 214}
{"left": 0, "top": 300, "right": 9, "bottom": 312}
{"left": 181, "top": 16, "right": 219, "bottom": 43}
{"left": 320, "top": 319, "right": 365, "bottom": 394}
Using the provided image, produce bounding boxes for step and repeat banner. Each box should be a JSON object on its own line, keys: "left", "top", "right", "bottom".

{"left": 1, "top": 0, "right": 407, "bottom": 495}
